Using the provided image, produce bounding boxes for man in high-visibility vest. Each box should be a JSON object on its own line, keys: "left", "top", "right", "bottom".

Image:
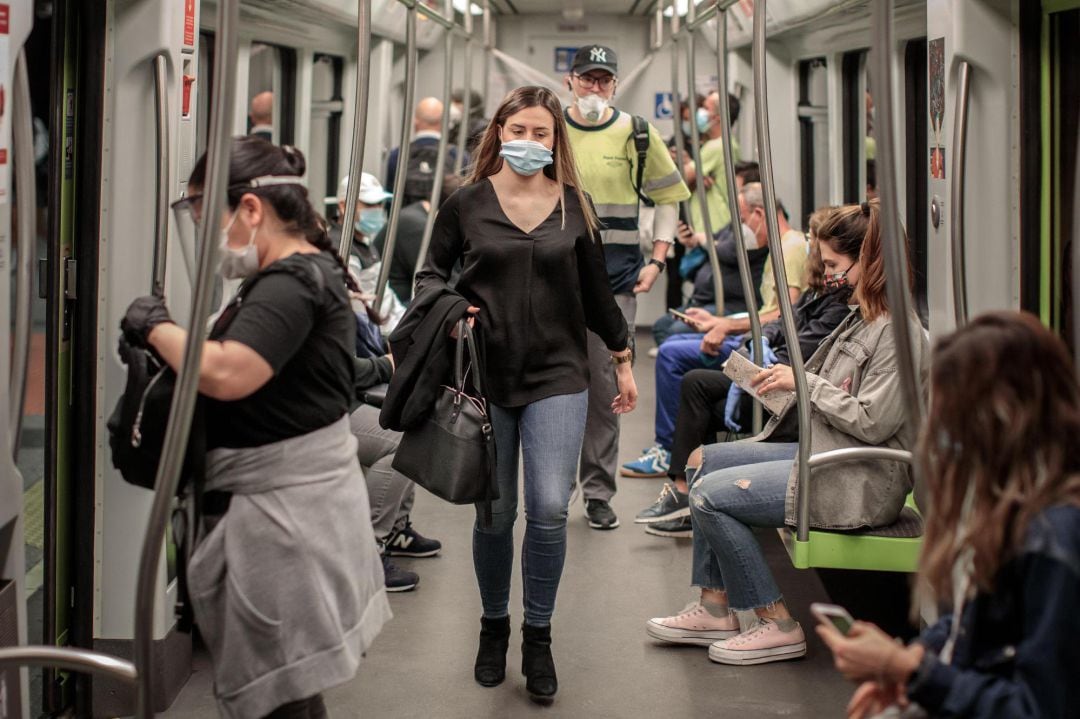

{"left": 564, "top": 44, "right": 691, "bottom": 530}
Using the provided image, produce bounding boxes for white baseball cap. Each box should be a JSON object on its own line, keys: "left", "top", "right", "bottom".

{"left": 338, "top": 173, "right": 393, "bottom": 205}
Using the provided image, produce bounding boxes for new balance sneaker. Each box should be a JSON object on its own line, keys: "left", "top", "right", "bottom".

{"left": 707, "top": 618, "right": 807, "bottom": 665}
{"left": 646, "top": 602, "right": 740, "bottom": 645}
{"left": 585, "top": 499, "right": 620, "bottom": 530}
{"left": 635, "top": 483, "right": 690, "bottom": 524}
{"left": 385, "top": 521, "right": 442, "bottom": 558}
{"left": 620, "top": 445, "right": 671, "bottom": 478}
{"left": 382, "top": 554, "right": 419, "bottom": 592}
{"left": 644, "top": 515, "right": 693, "bottom": 538}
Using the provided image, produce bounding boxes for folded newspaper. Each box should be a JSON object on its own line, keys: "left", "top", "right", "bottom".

{"left": 721, "top": 351, "right": 795, "bottom": 417}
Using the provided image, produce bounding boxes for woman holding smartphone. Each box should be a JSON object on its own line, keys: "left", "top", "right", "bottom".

{"left": 818, "top": 312, "right": 1080, "bottom": 719}
{"left": 415, "top": 85, "right": 637, "bottom": 703}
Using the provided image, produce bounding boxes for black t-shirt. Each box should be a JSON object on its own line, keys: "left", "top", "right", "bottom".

{"left": 205, "top": 252, "right": 357, "bottom": 448}
{"left": 415, "top": 179, "right": 629, "bottom": 408}
{"left": 689, "top": 224, "right": 769, "bottom": 312}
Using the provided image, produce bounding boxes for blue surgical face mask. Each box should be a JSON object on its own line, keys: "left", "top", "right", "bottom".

{"left": 681, "top": 121, "right": 692, "bottom": 138}
{"left": 696, "top": 107, "right": 712, "bottom": 133}
{"left": 499, "top": 139, "right": 554, "bottom": 176}
{"left": 356, "top": 208, "right": 386, "bottom": 237}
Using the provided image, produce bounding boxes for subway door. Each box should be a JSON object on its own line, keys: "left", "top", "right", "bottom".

{"left": 0, "top": 4, "right": 45, "bottom": 719}
{"left": 925, "top": 0, "right": 1018, "bottom": 334}
{"left": 91, "top": 0, "right": 199, "bottom": 715}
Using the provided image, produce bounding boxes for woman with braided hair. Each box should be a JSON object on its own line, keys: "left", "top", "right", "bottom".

{"left": 120, "top": 136, "right": 389, "bottom": 718}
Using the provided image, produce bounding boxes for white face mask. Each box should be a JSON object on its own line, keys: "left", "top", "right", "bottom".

{"left": 575, "top": 93, "right": 609, "bottom": 124}
{"left": 449, "top": 103, "right": 463, "bottom": 126}
{"left": 219, "top": 213, "right": 261, "bottom": 279}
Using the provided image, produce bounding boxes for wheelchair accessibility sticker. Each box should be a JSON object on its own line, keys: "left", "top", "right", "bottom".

{"left": 655, "top": 92, "right": 673, "bottom": 120}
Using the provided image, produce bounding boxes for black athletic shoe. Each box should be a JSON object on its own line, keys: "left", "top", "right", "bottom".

{"left": 585, "top": 499, "right": 620, "bottom": 530}
{"left": 644, "top": 515, "right": 693, "bottom": 538}
{"left": 385, "top": 520, "right": 442, "bottom": 558}
{"left": 382, "top": 554, "right": 419, "bottom": 592}
{"left": 634, "top": 482, "right": 691, "bottom": 524}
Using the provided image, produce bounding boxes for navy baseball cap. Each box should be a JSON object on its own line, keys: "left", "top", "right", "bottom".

{"left": 571, "top": 45, "right": 618, "bottom": 76}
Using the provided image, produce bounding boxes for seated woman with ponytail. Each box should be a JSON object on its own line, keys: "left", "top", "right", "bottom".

{"left": 645, "top": 200, "right": 929, "bottom": 667}
{"left": 120, "top": 136, "right": 389, "bottom": 719}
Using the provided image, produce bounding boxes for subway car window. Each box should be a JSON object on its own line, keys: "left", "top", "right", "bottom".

{"left": 904, "top": 38, "right": 929, "bottom": 319}
{"left": 247, "top": 42, "right": 297, "bottom": 145}
{"left": 798, "top": 57, "right": 829, "bottom": 228}
{"left": 195, "top": 31, "right": 213, "bottom": 159}
{"left": 841, "top": 50, "right": 869, "bottom": 202}
{"left": 309, "top": 53, "right": 345, "bottom": 217}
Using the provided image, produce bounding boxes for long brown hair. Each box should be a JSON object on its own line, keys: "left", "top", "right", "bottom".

{"left": 815, "top": 199, "right": 912, "bottom": 322}
{"left": 918, "top": 312, "right": 1080, "bottom": 597}
{"left": 805, "top": 205, "right": 837, "bottom": 293}
{"left": 468, "top": 86, "right": 599, "bottom": 232}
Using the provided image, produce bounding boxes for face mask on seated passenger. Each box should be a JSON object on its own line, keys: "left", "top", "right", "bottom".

{"left": 499, "top": 140, "right": 553, "bottom": 176}
{"left": 575, "top": 94, "right": 608, "bottom": 124}
{"left": 356, "top": 208, "right": 387, "bottom": 237}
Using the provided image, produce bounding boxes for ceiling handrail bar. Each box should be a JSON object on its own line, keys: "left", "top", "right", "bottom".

{"left": 132, "top": 1, "right": 240, "bottom": 715}
{"left": 374, "top": 4, "right": 419, "bottom": 308}
{"left": 753, "top": 0, "right": 814, "bottom": 542}
{"left": 685, "top": 0, "right": 725, "bottom": 316}
{"left": 716, "top": 6, "right": 764, "bottom": 433}
{"left": 338, "top": 0, "right": 374, "bottom": 261}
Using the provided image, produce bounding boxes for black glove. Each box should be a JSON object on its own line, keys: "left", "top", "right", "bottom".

{"left": 121, "top": 295, "right": 172, "bottom": 348}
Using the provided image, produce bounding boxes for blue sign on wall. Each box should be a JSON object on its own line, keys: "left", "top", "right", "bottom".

{"left": 554, "top": 47, "right": 579, "bottom": 73}
{"left": 654, "top": 92, "right": 674, "bottom": 120}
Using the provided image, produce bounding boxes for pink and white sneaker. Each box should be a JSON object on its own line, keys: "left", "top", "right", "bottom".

{"left": 707, "top": 618, "right": 807, "bottom": 665}
{"left": 646, "top": 603, "right": 740, "bottom": 646}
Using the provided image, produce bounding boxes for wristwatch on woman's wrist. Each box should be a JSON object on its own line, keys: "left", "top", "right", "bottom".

{"left": 647, "top": 259, "right": 666, "bottom": 273}
{"left": 611, "top": 349, "right": 633, "bottom": 365}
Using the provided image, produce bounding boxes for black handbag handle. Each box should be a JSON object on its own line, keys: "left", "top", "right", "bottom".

{"left": 453, "top": 319, "right": 485, "bottom": 401}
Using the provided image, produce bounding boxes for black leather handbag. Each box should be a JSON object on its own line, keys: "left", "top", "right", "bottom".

{"left": 392, "top": 321, "right": 499, "bottom": 512}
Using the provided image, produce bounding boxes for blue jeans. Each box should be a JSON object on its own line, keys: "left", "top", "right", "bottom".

{"left": 654, "top": 333, "right": 743, "bottom": 450}
{"left": 689, "top": 440, "right": 798, "bottom": 610}
{"left": 473, "top": 390, "right": 588, "bottom": 627}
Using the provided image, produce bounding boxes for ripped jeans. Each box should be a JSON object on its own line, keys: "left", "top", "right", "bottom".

{"left": 689, "top": 440, "right": 798, "bottom": 610}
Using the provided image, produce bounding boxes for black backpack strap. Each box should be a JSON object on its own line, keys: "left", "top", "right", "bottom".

{"left": 630, "top": 115, "right": 654, "bottom": 208}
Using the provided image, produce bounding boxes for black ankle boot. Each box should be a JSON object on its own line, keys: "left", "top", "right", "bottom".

{"left": 474, "top": 616, "right": 511, "bottom": 687}
{"left": 521, "top": 623, "right": 557, "bottom": 702}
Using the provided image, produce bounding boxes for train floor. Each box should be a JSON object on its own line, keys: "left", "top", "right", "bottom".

{"left": 161, "top": 334, "right": 855, "bottom": 718}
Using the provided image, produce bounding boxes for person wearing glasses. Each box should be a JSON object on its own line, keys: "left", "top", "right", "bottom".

{"left": 563, "top": 44, "right": 691, "bottom": 531}
{"left": 120, "top": 137, "right": 389, "bottom": 719}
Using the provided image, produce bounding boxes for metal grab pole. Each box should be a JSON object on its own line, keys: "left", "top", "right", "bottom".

{"left": 753, "top": 0, "right": 813, "bottom": 541}
{"left": 375, "top": 5, "right": 418, "bottom": 307}
{"left": 454, "top": 9, "right": 474, "bottom": 176}
{"left": 716, "top": 8, "right": 764, "bottom": 433}
{"left": 669, "top": 6, "right": 690, "bottom": 222}
{"left": 949, "top": 61, "right": 970, "bottom": 328}
{"left": 481, "top": 2, "right": 492, "bottom": 114}
{"left": 10, "top": 49, "right": 34, "bottom": 457}
{"left": 870, "top": 0, "right": 924, "bottom": 455}
{"left": 339, "top": 0, "right": 374, "bottom": 261}
{"left": 133, "top": 2, "right": 239, "bottom": 716}
{"left": 415, "top": 0, "right": 456, "bottom": 276}
{"left": 152, "top": 53, "right": 171, "bottom": 297}
{"left": 0, "top": 647, "right": 137, "bottom": 685}
{"left": 685, "top": 4, "right": 724, "bottom": 317}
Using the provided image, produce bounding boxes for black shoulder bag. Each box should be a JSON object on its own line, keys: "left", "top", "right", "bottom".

{"left": 392, "top": 320, "right": 499, "bottom": 522}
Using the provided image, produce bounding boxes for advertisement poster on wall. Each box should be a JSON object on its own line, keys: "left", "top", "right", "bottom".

{"left": 928, "top": 37, "right": 945, "bottom": 180}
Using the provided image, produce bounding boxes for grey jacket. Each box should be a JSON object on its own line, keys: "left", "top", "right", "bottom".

{"left": 187, "top": 416, "right": 391, "bottom": 719}
{"left": 758, "top": 308, "right": 929, "bottom": 530}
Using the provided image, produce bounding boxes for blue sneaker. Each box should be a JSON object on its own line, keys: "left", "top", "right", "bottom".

{"left": 620, "top": 445, "right": 671, "bottom": 478}
{"left": 386, "top": 520, "right": 442, "bottom": 558}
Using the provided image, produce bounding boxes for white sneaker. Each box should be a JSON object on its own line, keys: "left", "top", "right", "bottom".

{"left": 707, "top": 618, "right": 807, "bottom": 665}
{"left": 646, "top": 602, "right": 740, "bottom": 646}
{"left": 647, "top": 346, "right": 660, "bottom": 358}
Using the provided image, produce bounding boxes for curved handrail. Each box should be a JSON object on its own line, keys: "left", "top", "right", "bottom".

{"left": 870, "top": 0, "right": 925, "bottom": 426}
{"left": 414, "top": 0, "right": 456, "bottom": 276}
{"left": 716, "top": 7, "right": 764, "bottom": 433}
{"left": 151, "top": 53, "right": 170, "bottom": 297}
{"left": 338, "top": 0, "right": 374, "bottom": 261}
{"left": 949, "top": 60, "right": 970, "bottom": 327}
{"left": 0, "top": 646, "right": 137, "bottom": 685}
{"left": 808, "top": 447, "right": 913, "bottom": 470}
{"left": 454, "top": 9, "right": 474, "bottom": 176}
{"left": 668, "top": 7, "right": 690, "bottom": 222}
{"left": 374, "top": 4, "right": 418, "bottom": 308}
{"left": 133, "top": 3, "right": 240, "bottom": 716}
{"left": 685, "top": 2, "right": 724, "bottom": 316}
{"left": 753, "top": 0, "right": 813, "bottom": 541}
{"left": 10, "top": 49, "right": 34, "bottom": 457}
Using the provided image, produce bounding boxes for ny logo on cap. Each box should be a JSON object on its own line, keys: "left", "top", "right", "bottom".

{"left": 590, "top": 47, "right": 607, "bottom": 63}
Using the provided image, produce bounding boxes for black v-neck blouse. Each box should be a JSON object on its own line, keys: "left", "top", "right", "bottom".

{"left": 415, "top": 178, "right": 630, "bottom": 407}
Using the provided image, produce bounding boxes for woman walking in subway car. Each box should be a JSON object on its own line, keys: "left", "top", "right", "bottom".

{"left": 415, "top": 85, "right": 637, "bottom": 703}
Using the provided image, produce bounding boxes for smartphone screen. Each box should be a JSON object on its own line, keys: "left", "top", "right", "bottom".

{"left": 828, "top": 614, "right": 853, "bottom": 635}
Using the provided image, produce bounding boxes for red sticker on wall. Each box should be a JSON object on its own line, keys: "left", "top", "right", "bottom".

{"left": 184, "top": 0, "right": 196, "bottom": 47}
{"left": 0, "top": 4, "right": 10, "bottom": 35}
